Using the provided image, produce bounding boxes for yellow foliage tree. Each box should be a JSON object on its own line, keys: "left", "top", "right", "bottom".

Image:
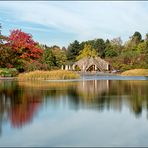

{"left": 76, "top": 44, "right": 98, "bottom": 60}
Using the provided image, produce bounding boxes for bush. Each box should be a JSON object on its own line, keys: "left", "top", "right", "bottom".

{"left": 24, "top": 61, "right": 49, "bottom": 72}
{"left": 0, "top": 68, "right": 18, "bottom": 77}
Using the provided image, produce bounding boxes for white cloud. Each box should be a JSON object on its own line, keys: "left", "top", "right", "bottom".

{"left": 0, "top": 1, "right": 148, "bottom": 44}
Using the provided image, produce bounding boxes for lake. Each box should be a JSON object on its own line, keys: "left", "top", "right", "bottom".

{"left": 0, "top": 76, "right": 148, "bottom": 146}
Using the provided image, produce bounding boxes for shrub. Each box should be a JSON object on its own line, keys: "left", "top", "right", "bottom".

{"left": 0, "top": 68, "right": 18, "bottom": 77}
{"left": 24, "top": 61, "right": 49, "bottom": 72}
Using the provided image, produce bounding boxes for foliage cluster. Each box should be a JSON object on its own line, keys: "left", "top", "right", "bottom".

{"left": 0, "top": 68, "right": 18, "bottom": 77}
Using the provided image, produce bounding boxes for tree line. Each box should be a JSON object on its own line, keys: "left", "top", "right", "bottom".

{"left": 67, "top": 32, "right": 148, "bottom": 71}
{"left": 0, "top": 24, "right": 148, "bottom": 72}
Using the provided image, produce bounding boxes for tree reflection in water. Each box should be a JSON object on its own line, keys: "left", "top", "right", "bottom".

{"left": 0, "top": 80, "right": 43, "bottom": 132}
{"left": 0, "top": 79, "right": 148, "bottom": 135}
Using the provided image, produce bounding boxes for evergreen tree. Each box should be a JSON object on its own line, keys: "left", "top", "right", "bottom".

{"left": 93, "top": 38, "right": 106, "bottom": 57}
{"left": 67, "top": 40, "right": 81, "bottom": 61}
{"left": 131, "top": 31, "right": 142, "bottom": 45}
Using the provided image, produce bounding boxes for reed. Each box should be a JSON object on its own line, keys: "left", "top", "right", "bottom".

{"left": 18, "top": 70, "right": 80, "bottom": 80}
{"left": 121, "top": 69, "right": 148, "bottom": 76}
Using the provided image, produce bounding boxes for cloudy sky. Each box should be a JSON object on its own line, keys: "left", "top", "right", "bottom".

{"left": 0, "top": 1, "right": 148, "bottom": 47}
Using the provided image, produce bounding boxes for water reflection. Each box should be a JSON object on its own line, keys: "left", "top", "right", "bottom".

{"left": 0, "top": 79, "right": 148, "bottom": 135}
{"left": 0, "top": 80, "right": 42, "bottom": 133}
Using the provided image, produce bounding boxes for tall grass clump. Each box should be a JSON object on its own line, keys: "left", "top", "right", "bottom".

{"left": 121, "top": 69, "right": 148, "bottom": 76}
{"left": 18, "top": 70, "right": 80, "bottom": 80}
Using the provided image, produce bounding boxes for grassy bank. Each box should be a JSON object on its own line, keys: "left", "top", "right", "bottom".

{"left": 18, "top": 70, "right": 80, "bottom": 80}
{"left": 121, "top": 69, "right": 148, "bottom": 76}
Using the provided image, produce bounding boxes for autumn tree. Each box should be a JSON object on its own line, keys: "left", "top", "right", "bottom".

{"left": 7, "top": 29, "right": 43, "bottom": 71}
{"left": 78, "top": 39, "right": 106, "bottom": 57}
{"left": 76, "top": 44, "right": 97, "bottom": 60}
{"left": 8, "top": 29, "right": 43, "bottom": 60}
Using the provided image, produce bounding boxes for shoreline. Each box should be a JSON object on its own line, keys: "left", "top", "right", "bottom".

{"left": 1, "top": 75, "right": 148, "bottom": 81}
{"left": 77, "top": 71, "right": 119, "bottom": 76}
{"left": 1, "top": 70, "right": 148, "bottom": 81}
{"left": 0, "top": 77, "right": 17, "bottom": 80}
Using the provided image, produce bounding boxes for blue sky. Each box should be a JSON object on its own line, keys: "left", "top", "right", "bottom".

{"left": 0, "top": 1, "right": 148, "bottom": 47}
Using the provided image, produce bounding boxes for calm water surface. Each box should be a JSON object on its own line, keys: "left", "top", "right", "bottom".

{"left": 0, "top": 76, "right": 148, "bottom": 146}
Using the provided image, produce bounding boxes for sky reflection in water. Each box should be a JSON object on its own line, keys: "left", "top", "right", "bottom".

{"left": 0, "top": 78, "right": 148, "bottom": 146}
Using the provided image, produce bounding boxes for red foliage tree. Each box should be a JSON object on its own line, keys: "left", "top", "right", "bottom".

{"left": 8, "top": 29, "right": 43, "bottom": 61}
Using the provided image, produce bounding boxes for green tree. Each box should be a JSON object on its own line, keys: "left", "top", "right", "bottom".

{"left": 122, "top": 51, "right": 136, "bottom": 65}
{"left": 136, "top": 42, "right": 147, "bottom": 54}
{"left": 41, "top": 47, "right": 55, "bottom": 70}
{"left": 145, "top": 33, "right": 148, "bottom": 49}
{"left": 132, "top": 31, "right": 142, "bottom": 44}
{"left": 93, "top": 38, "right": 106, "bottom": 57}
{"left": 67, "top": 40, "right": 81, "bottom": 61}
{"left": 124, "top": 32, "right": 142, "bottom": 52}
{"left": 104, "top": 39, "right": 119, "bottom": 58}
{"left": 0, "top": 46, "right": 24, "bottom": 69}
{"left": 79, "top": 39, "right": 106, "bottom": 57}
{"left": 62, "top": 46, "right": 67, "bottom": 51}
{"left": 145, "top": 33, "right": 148, "bottom": 41}
{"left": 105, "top": 44, "right": 118, "bottom": 57}
{"left": 110, "top": 37, "right": 123, "bottom": 55}
{"left": 133, "top": 31, "right": 142, "bottom": 39}
{"left": 52, "top": 47, "right": 67, "bottom": 68}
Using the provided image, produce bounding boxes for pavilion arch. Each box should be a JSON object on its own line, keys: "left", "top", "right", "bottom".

{"left": 69, "top": 57, "right": 110, "bottom": 72}
{"left": 86, "top": 64, "right": 102, "bottom": 72}
{"left": 86, "top": 64, "right": 95, "bottom": 72}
